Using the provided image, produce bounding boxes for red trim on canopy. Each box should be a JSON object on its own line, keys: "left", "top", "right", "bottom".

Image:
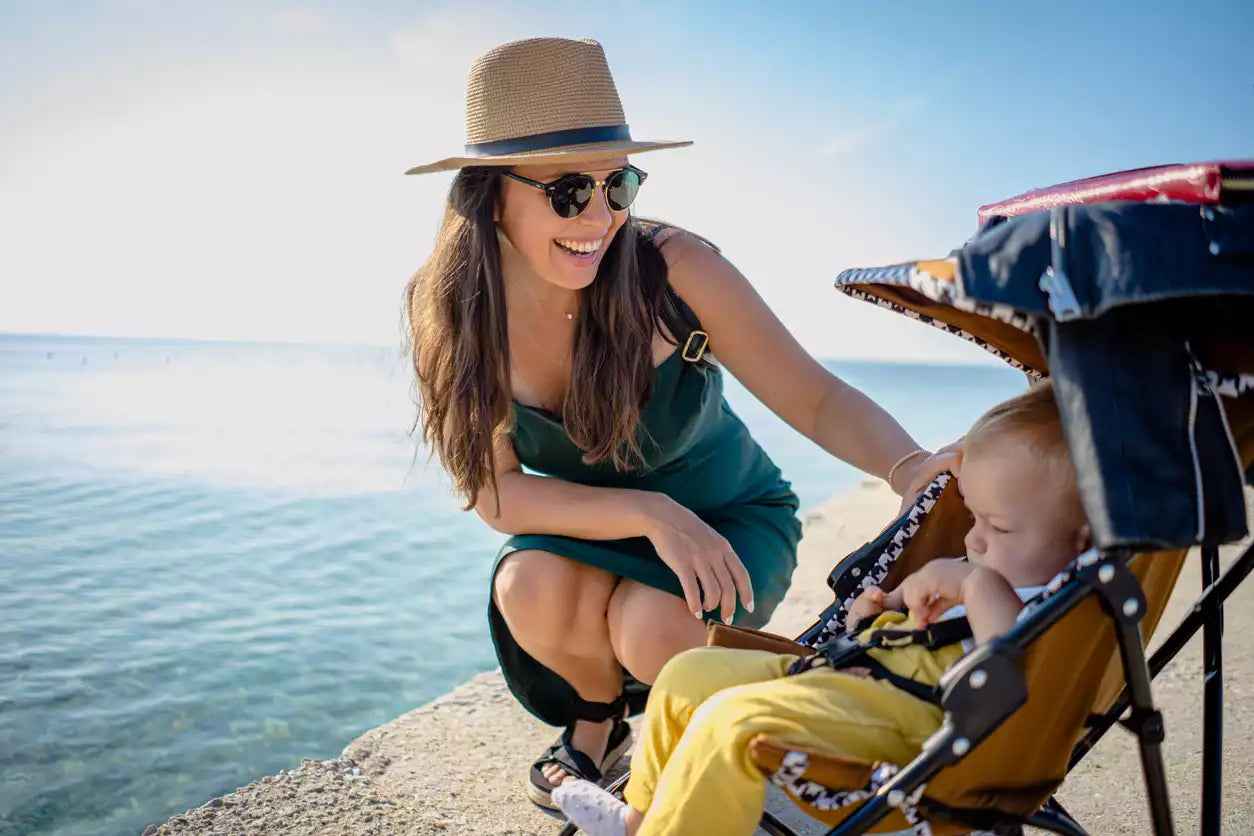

{"left": 978, "top": 160, "right": 1254, "bottom": 223}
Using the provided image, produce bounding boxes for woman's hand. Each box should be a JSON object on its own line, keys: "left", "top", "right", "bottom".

{"left": 893, "top": 439, "right": 964, "bottom": 514}
{"left": 897, "top": 558, "right": 975, "bottom": 628}
{"left": 641, "top": 494, "right": 754, "bottom": 623}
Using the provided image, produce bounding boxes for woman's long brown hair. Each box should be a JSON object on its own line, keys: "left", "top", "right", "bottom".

{"left": 405, "top": 167, "right": 707, "bottom": 511}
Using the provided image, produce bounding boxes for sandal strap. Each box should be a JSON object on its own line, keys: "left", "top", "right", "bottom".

{"left": 535, "top": 733, "right": 603, "bottom": 783}
{"left": 571, "top": 693, "right": 626, "bottom": 724}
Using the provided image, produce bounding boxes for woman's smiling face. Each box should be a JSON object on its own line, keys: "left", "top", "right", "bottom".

{"left": 495, "top": 156, "right": 631, "bottom": 290}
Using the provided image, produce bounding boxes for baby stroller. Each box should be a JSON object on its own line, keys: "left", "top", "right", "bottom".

{"left": 557, "top": 160, "right": 1254, "bottom": 836}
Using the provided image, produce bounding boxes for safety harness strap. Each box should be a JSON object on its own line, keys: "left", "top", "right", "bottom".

{"left": 787, "top": 616, "right": 974, "bottom": 706}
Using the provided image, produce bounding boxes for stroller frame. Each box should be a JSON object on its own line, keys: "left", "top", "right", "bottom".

{"left": 570, "top": 535, "right": 1247, "bottom": 836}
{"left": 754, "top": 540, "right": 1252, "bottom": 836}
{"left": 572, "top": 538, "right": 1250, "bottom": 836}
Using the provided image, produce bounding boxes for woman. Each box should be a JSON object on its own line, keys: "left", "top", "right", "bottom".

{"left": 403, "top": 37, "right": 949, "bottom": 808}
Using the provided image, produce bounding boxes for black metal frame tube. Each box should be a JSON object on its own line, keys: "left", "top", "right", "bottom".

{"left": 758, "top": 810, "right": 793, "bottom": 836}
{"left": 1069, "top": 540, "right": 1254, "bottom": 772}
{"left": 1200, "top": 544, "right": 1224, "bottom": 836}
{"left": 1111, "top": 615, "right": 1175, "bottom": 836}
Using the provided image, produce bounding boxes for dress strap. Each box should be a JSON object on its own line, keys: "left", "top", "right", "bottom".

{"left": 642, "top": 222, "right": 712, "bottom": 363}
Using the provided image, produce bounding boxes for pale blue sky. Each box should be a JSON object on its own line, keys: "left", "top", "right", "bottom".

{"left": 2, "top": 0, "right": 1251, "bottom": 361}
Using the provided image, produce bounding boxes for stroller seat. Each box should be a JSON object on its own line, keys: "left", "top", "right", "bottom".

{"left": 718, "top": 485, "right": 1208, "bottom": 835}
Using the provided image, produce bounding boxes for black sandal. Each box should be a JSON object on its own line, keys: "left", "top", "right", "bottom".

{"left": 527, "top": 694, "right": 632, "bottom": 810}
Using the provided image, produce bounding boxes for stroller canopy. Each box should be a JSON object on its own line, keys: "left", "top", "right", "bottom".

{"left": 835, "top": 161, "right": 1254, "bottom": 553}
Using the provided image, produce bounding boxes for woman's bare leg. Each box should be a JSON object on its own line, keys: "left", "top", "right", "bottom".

{"left": 607, "top": 579, "right": 708, "bottom": 685}
{"left": 493, "top": 549, "right": 622, "bottom": 783}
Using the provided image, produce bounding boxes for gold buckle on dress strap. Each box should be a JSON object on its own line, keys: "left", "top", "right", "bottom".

{"left": 681, "top": 330, "right": 710, "bottom": 362}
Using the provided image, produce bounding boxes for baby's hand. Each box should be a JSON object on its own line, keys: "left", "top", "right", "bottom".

{"left": 847, "top": 586, "right": 888, "bottom": 626}
{"left": 898, "top": 558, "right": 976, "bottom": 628}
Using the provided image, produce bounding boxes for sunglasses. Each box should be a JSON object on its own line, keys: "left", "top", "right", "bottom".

{"left": 503, "top": 165, "right": 647, "bottom": 219}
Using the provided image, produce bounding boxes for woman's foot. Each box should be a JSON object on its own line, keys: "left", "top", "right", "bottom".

{"left": 541, "top": 718, "right": 612, "bottom": 786}
{"left": 528, "top": 717, "right": 633, "bottom": 810}
{"left": 551, "top": 779, "right": 631, "bottom": 836}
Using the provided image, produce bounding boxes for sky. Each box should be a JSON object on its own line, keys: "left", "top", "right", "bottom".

{"left": 2, "top": 0, "right": 1252, "bottom": 363}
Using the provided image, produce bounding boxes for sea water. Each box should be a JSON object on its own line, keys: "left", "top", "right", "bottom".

{"left": 0, "top": 333, "right": 1023, "bottom": 835}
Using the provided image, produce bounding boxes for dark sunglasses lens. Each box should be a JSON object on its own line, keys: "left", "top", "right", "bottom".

{"left": 606, "top": 169, "right": 642, "bottom": 211}
{"left": 551, "top": 176, "right": 595, "bottom": 218}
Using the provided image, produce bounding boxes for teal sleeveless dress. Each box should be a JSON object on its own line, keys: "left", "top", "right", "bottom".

{"left": 489, "top": 321, "right": 803, "bottom": 727}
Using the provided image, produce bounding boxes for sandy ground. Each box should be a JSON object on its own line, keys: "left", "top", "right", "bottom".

{"left": 147, "top": 481, "right": 1254, "bottom": 835}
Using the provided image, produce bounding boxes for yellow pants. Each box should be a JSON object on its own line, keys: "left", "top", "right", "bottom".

{"left": 624, "top": 618, "right": 962, "bottom": 835}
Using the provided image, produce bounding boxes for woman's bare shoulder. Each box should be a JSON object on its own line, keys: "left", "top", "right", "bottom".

{"left": 647, "top": 225, "right": 724, "bottom": 277}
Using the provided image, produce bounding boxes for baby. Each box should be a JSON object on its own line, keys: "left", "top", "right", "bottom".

{"left": 554, "top": 380, "right": 1091, "bottom": 836}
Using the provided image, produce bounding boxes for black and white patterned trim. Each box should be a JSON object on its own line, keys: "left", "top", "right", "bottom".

{"left": 770, "top": 753, "right": 933, "bottom": 835}
{"left": 838, "top": 267, "right": 1254, "bottom": 395}
{"left": 837, "top": 265, "right": 1036, "bottom": 332}
{"left": 1014, "top": 547, "right": 1103, "bottom": 624}
{"left": 1206, "top": 370, "right": 1254, "bottom": 399}
{"left": 840, "top": 287, "right": 1044, "bottom": 379}
{"left": 809, "top": 474, "right": 953, "bottom": 649}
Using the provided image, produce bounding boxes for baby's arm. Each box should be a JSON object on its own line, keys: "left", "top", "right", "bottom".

{"left": 898, "top": 558, "right": 1023, "bottom": 646}
{"left": 960, "top": 566, "right": 1026, "bottom": 645}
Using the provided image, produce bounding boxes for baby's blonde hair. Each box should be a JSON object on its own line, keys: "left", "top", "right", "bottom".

{"left": 966, "top": 380, "right": 1084, "bottom": 521}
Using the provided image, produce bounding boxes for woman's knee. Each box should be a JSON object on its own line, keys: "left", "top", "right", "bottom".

{"left": 493, "top": 550, "right": 615, "bottom": 647}
{"left": 607, "top": 583, "right": 707, "bottom": 683}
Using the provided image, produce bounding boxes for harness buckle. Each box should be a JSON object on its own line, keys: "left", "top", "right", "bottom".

{"left": 811, "top": 632, "right": 870, "bottom": 670}
{"left": 872, "top": 628, "right": 933, "bottom": 649}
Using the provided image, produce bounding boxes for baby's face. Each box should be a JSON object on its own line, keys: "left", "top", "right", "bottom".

{"left": 958, "top": 441, "right": 1089, "bottom": 587}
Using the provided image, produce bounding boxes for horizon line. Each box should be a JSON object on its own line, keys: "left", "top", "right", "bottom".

{"left": 0, "top": 329, "right": 1011, "bottom": 369}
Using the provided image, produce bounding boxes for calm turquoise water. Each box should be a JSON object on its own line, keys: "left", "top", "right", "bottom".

{"left": 0, "top": 333, "right": 1024, "bottom": 836}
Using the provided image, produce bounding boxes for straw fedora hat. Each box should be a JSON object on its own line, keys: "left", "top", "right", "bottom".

{"left": 404, "top": 37, "right": 692, "bottom": 175}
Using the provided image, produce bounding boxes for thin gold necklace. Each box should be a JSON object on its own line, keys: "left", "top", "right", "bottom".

{"left": 515, "top": 275, "right": 576, "bottom": 321}
{"left": 508, "top": 275, "right": 577, "bottom": 369}
{"left": 518, "top": 324, "right": 570, "bottom": 369}
{"left": 510, "top": 302, "right": 575, "bottom": 370}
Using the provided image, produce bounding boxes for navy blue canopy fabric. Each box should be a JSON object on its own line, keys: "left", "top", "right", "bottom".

{"left": 957, "top": 203, "right": 1254, "bottom": 320}
{"left": 955, "top": 202, "right": 1254, "bottom": 551}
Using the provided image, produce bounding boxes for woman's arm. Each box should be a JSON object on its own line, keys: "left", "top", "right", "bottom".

{"left": 473, "top": 431, "right": 656, "bottom": 539}
{"left": 660, "top": 233, "right": 931, "bottom": 493}
{"left": 474, "top": 432, "right": 753, "bottom": 620}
